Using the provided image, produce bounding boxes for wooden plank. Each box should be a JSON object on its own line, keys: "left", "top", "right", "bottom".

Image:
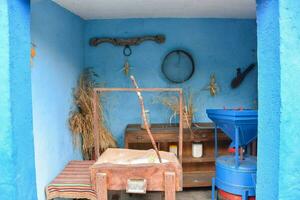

{"left": 164, "top": 172, "right": 176, "bottom": 200}
{"left": 52, "top": 179, "right": 91, "bottom": 184}
{"left": 182, "top": 157, "right": 215, "bottom": 163}
{"left": 96, "top": 173, "right": 107, "bottom": 200}
{"left": 125, "top": 131, "right": 178, "bottom": 143}
{"left": 57, "top": 174, "right": 90, "bottom": 178}
{"left": 94, "top": 88, "right": 182, "bottom": 92}
{"left": 183, "top": 171, "right": 215, "bottom": 187}
{"left": 69, "top": 160, "right": 95, "bottom": 164}
{"left": 60, "top": 171, "right": 90, "bottom": 175}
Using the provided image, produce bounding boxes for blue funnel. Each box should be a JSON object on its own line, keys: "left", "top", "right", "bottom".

{"left": 207, "top": 109, "right": 257, "bottom": 146}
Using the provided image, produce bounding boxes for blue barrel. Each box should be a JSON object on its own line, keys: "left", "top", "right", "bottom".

{"left": 215, "top": 155, "right": 256, "bottom": 196}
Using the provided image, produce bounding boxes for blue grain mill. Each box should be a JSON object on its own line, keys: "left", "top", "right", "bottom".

{"left": 207, "top": 109, "right": 257, "bottom": 200}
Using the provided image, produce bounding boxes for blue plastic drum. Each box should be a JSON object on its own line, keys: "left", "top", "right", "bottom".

{"left": 215, "top": 155, "right": 256, "bottom": 197}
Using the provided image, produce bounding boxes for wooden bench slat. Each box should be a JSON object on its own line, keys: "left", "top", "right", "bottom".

{"left": 57, "top": 174, "right": 90, "bottom": 178}
{"left": 69, "top": 160, "right": 95, "bottom": 164}
{"left": 64, "top": 166, "right": 91, "bottom": 170}
{"left": 60, "top": 171, "right": 90, "bottom": 175}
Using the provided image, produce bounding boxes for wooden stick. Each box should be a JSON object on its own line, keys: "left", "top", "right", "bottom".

{"left": 130, "top": 75, "right": 162, "bottom": 163}
{"left": 178, "top": 91, "right": 183, "bottom": 164}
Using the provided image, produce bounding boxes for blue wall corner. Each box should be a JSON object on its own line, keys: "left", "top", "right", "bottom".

{"left": 31, "top": 1, "right": 84, "bottom": 199}
{"left": 0, "top": 0, "right": 37, "bottom": 199}
{"left": 278, "top": 0, "right": 300, "bottom": 199}
{"left": 257, "top": 0, "right": 300, "bottom": 199}
{"left": 0, "top": 0, "right": 17, "bottom": 199}
{"left": 256, "top": 0, "right": 280, "bottom": 199}
{"left": 84, "top": 18, "right": 258, "bottom": 146}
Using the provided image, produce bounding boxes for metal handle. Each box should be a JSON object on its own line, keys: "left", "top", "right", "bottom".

{"left": 136, "top": 136, "right": 143, "bottom": 140}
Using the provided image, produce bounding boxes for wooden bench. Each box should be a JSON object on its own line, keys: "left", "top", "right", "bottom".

{"left": 46, "top": 160, "right": 96, "bottom": 200}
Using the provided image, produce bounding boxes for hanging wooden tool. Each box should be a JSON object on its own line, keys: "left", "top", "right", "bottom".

{"left": 231, "top": 63, "right": 256, "bottom": 89}
{"left": 89, "top": 35, "right": 165, "bottom": 47}
{"left": 90, "top": 35, "right": 165, "bottom": 77}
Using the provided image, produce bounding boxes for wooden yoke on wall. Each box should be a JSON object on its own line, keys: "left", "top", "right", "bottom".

{"left": 89, "top": 35, "right": 165, "bottom": 47}
{"left": 92, "top": 87, "right": 183, "bottom": 164}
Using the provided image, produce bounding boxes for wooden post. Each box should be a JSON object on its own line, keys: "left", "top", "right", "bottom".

{"left": 164, "top": 172, "right": 176, "bottom": 200}
{"left": 178, "top": 90, "right": 183, "bottom": 164}
{"left": 93, "top": 91, "right": 100, "bottom": 159}
{"left": 96, "top": 173, "right": 108, "bottom": 200}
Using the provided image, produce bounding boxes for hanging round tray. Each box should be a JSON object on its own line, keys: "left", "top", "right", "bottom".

{"left": 161, "top": 50, "right": 195, "bottom": 83}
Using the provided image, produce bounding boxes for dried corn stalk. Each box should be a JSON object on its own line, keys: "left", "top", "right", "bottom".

{"left": 69, "top": 69, "right": 117, "bottom": 160}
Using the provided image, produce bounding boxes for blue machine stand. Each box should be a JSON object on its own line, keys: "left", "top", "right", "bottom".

{"left": 206, "top": 109, "right": 257, "bottom": 200}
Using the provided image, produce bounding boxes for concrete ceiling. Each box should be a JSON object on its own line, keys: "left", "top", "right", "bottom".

{"left": 52, "top": 0, "right": 256, "bottom": 20}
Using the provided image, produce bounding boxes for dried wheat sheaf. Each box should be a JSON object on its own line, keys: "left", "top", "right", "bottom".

{"left": 69, "top": 69, "right": 117, "bottom": 160}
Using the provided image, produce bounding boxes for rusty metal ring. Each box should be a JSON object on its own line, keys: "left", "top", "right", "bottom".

{"left": 123, "top": 45, "right": 132, "bottom": 57}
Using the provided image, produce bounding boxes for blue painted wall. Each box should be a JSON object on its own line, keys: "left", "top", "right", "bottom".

{"left": 0, "top": 1, "right": 17, "bottom": 199}
{"left": 256, "top": 0, "right": 280, "bottom": 199}
{"left": 278, "top": 0, "right": 300, "bottom": 199}
{"left": 31, "top": 1, "right": 84, "bottom": 199}
{"left": 0, "top": 0, "right": 37, "bottom": 199}
{"left": 84, "top": 19, "right": 258, "bottom": 146}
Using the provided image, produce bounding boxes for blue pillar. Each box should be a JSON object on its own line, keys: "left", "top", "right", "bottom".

{"left": 0, "top": 0, "right": 37, "bottom": 199}
{"left": 278, "top": 1, "right": 300, "bottom": 199}
{"left": 256, "top": 1, "right": 280, "bottom": 199}
{"left": 257, "top": 0, "right": 300, "bottom": 199}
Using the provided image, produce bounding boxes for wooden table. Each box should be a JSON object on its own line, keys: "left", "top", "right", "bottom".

{"left": 90, "top": 148, "right": 182, "bottom": 200}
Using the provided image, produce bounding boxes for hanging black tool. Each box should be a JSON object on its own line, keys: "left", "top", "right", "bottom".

{"left": 231, "top": 63, "right": 256, "bottom": 89}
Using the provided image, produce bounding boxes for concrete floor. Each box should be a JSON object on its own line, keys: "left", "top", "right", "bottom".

{"left": 108, "top": 189, "right": 211, "bottom": 200}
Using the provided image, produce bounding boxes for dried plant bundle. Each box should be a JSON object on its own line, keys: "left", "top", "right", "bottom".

{"left": 157, "top": 91, "right": 195, "bottom": 127}
{"left": 69, "top": 69, "right": 117, "bottom": 160}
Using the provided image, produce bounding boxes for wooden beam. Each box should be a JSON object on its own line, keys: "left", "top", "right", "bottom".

{"left": 179, "top": 90, "right": 183, "bottom": 164}
{"left": 93, "top": 91, "right": 100, "bottom": 159}
{"left": 94, "top": 88, "right": 182, "bottom": 93}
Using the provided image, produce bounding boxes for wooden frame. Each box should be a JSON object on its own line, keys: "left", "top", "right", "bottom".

{"left": 92, "top": 87, "right": 183, "bottom": 163}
